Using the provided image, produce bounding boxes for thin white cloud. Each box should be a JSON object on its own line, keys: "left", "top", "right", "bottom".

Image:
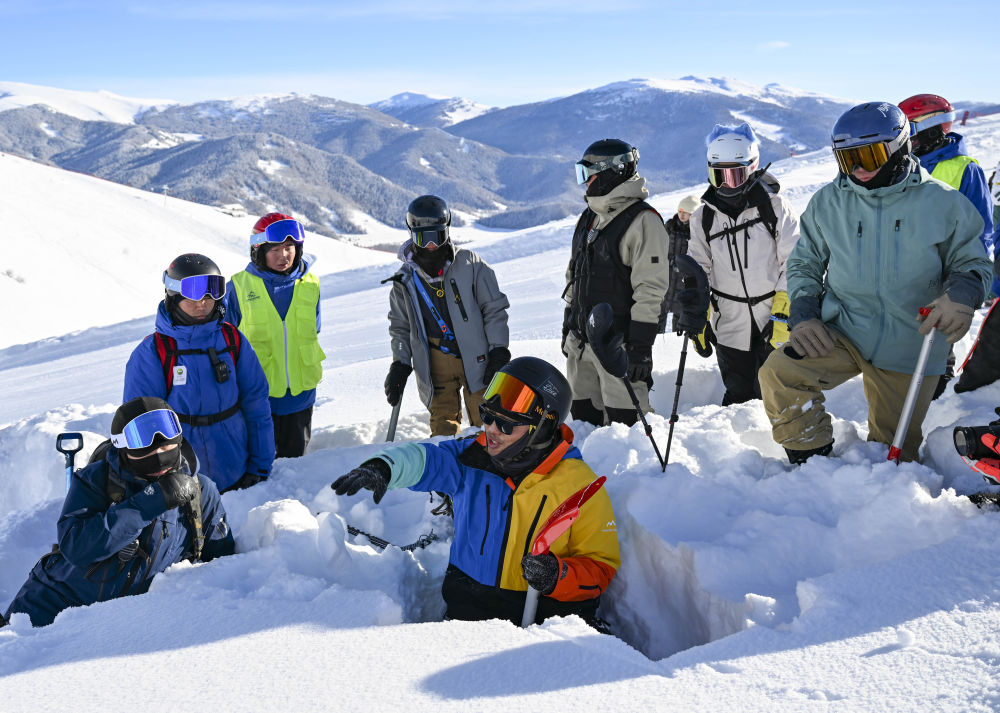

{"left": 758, "top": 41, "right": 790, "bottom": 51}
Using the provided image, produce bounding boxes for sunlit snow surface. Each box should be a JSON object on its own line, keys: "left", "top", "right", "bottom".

{"left": 1, "top": 114, "right": 1000, "bottom": 712}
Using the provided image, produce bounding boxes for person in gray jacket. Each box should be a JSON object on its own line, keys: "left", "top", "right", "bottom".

{"left": 383, "top": 195, "right": 511, "bottom": 436}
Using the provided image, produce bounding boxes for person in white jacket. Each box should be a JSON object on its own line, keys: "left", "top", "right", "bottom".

{"left": 688, "top": 123, "right": 800, "bottom": 405}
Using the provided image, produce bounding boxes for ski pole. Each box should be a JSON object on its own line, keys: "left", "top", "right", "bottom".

{"left": 521, "top": 477, "right": 607, "bottom": 627}
{"left": 663, "top": 335, "right": 690, "bottom": 466}
{"left": 888, "top": 307, "right": 935, "bottom": 463}
{"left": 386, "top": 384, "right": 404, "bottom": 442}
{"left": 56, "top": 432, "right": 84, "bottom": 493}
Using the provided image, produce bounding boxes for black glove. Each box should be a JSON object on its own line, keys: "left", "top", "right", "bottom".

{"left": 521, "top": 553, "right": 560, "bottom": 594}
{"left": 483, "top": 347, "right": 511, "bottom": 387}
{"left": 676, "top": 288, "right": 709, "bottom": 337}
{"left": 331, "top": 459, "right": 391, "bottom": 504}
{"left": 384, "top": 361, "right": 412, "bottom": 406}
{"left": 625, "top": 342, "right": 653, "bottom": 383}
{"left": 158, "top": 469, "right": 199, "bottom": 510}
{"left": 230, "top": 472, "right": 266, "bottom": 491}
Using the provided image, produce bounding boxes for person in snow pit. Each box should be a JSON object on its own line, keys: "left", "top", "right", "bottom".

{"left": 331, "top": 356, "right": 620, "bottom": 627}
{"left": 2, "top": 398, "right": 234, "bottom": 628}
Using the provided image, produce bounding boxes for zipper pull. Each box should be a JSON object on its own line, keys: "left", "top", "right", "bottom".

{"left": 894, "top": 219, "right": 900, "bottom": 232}
{"left": 857, "top": 221, "right": 863, "bottom": 239}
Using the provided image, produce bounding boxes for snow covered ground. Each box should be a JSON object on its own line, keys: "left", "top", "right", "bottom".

{"left": 2, "top": 113, "right": 1000, "bottom": 712}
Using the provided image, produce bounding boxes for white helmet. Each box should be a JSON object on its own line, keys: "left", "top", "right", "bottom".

{"left": 706, "top": 123, "right": 760, "bottom": 188}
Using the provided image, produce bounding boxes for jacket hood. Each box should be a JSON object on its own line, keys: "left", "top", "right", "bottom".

{"left": 834, "top": 155, "right": 922, "bottom": 199}
{"left": 585, "top": 174, "right": 648, "bottom": 217}
{"left": 155, "top": 301, "right": 226, "bottom": 344}
{"left": 242, "top": 255, "right": 313, "bottom": 284}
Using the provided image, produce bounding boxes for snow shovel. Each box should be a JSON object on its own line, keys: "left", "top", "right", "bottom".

{"left": 56, "top": 432, "right": 84, "bottom": 493}
{"left": 586, "top": 302, "right": 667, "bottom": 471}
{"left": 888, "top": 307, "right": 934, "bottom": 463}
{"left": 521, "top": 475, "right": 607, "bottom": 627}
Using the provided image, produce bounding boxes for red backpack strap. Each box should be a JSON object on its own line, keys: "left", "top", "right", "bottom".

{"left": 153, "top": 333, "right": 178, "bottom": 395}
{"left": 221, "top": 322, "right": 241, "bottom": 362}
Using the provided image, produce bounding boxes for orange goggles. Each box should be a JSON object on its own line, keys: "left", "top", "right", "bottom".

{"left": 833, "top": 142, "right": 892, "bottom": 175}
{"left": 482, "top": 371, "right": 541, "bottom": 421}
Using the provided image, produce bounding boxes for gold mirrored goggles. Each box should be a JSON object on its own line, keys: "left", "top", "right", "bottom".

{"left": 833, "top": 142, "right": 892, "bottom": 175}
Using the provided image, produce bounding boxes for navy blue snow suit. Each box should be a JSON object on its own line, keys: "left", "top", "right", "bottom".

{"left": 3, "top": 446, "right": 234, "bottom": 627}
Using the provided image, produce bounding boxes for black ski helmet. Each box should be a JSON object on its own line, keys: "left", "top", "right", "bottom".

{"left": 490, "top": 357, "right": 571, "bottom": 428}
{"left": 576, "top": 138, "right": 639, "bottom": 197}
{"left": 406, "top": 195, "right": 451, "bottom": 248}
{"left": 162, "top": 253, "right": 222, "bottom": 311}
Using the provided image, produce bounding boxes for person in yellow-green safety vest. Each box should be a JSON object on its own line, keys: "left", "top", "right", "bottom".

{"left": 224, "top": 213, "right": 325, "bottom": 461}
{"left": 899, "top": 94, "right": 997, "bottom": 399}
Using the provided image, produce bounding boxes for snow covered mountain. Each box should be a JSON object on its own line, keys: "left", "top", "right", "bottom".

{"left": 369, "top": 92, "right": 493, "bottom": 128}
{"left": 1, "top": 111, "right": 1000, "bottom": 711}
{"left": 0, "top": 77, "right": 855, "bottom": 235}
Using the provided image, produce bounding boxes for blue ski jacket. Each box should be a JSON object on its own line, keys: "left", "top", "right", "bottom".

{"left": 123, "top": 302, "right": 275, "bottom": 490}
{"left": 223, "top": 258, "right": 321, "bottom": 416}
{"left": 916, "top": 132, "right": 998, "bottom": 296}
{"left": 3, "top": 447, "right": 234, "bottom": 627}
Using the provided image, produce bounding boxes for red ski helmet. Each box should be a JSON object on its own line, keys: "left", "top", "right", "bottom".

{"left": 899, "top": 94, "right": 955, "bottom": 137}
{"left": 250, "top": 212, "right": 303, "bottom": 270}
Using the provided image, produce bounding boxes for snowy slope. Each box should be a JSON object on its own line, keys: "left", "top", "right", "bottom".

{"left": 1, "top": 114, "right": 1000, "bottom": 712}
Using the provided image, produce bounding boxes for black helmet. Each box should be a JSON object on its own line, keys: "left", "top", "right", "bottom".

{"left": 406, "top": 194, "right": 451, "bottom": 249}
{"left": 576, "top": 138, "right": 639, "bottom": 196}
{"left": 484, "top": 356, "right": 571, "bottom": 428}
{"left": 162, "top": 253, "right": 225, "bottom": 312}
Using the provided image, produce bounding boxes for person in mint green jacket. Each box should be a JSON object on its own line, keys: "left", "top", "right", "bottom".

{"left": 759, "top": 102, "right": 991, "bottom": 464}
{"left": 225, "top": 213, "right": 324, "bottom": 460}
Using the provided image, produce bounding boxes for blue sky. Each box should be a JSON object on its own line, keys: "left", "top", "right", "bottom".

{"left": 3, "top": 0, "right": 996, "bottom": 107}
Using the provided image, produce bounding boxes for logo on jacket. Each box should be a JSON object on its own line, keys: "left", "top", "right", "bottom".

{"left": 603, "top": 519, "right": 617, "bottom": 532}
{"left": 246, "top": 290, "right": 260, "bottom": 301}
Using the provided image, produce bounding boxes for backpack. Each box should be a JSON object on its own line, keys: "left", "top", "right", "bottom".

{"left": 700, "top": 192, "right": 779, "bottom": 246}
{"left": 151, "top": 322, "right": 243, "bottom": 426}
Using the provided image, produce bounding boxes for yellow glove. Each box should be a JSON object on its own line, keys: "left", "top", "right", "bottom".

{"left": 769, "top": 290, "right": 790, "bottom": 349}
{"left": 691, "top": 307, "right": 714, "bottom": 358}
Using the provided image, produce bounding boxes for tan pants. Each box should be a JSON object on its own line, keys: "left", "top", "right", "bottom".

{"left": 565, "top": 335, "right": 651, "bottom": 415}
{"left": 428, "top": 343, "right": 484, "bottom": 436}
{"left": 758, "top": 333, "right": 940, "bottom": 463}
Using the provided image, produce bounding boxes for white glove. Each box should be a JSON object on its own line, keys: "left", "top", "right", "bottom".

{"left": 917, "top": 294, "right": 975, "bottom": 344}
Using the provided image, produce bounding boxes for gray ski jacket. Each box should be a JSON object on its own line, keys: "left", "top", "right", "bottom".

{"left": 387, "top": 242, "right": 510, "bottom": 408}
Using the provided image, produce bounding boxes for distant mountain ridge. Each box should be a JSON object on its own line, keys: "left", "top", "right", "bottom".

{"left": 0, "top": 77, "right": 855, "bottom": 240}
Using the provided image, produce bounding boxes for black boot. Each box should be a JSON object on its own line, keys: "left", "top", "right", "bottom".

{"left": 784, "top": 441, "right": 834, "bottom": 465}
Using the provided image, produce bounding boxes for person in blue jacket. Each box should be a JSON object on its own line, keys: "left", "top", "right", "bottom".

{"left": 332, "top": 357, "right": 620, "bottom": 626}
{"left": 2, "top": 398, "right": 235, "bottom": 628}
{"left": 124, "top": 253, "right": 275, "bottom": 492}
{"left": 223, "top": 213, "right": 324, "bottom": 458}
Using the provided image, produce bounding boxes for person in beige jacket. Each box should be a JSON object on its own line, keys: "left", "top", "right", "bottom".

{"left": 688, "top": 123, "right": 800, "bottom": 405}
{"left": 562, "top": 139, "right": 670, "bottom": 426}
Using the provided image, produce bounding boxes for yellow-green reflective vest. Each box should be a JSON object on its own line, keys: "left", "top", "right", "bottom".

{"left": 931, "top": 154, "right": 978, "bottom": 191}
{"left": 231, "top": 271, "right": 325, "bottom": 397}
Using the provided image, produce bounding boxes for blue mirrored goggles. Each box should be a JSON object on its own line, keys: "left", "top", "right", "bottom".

{"left": 163, "top": 273, "right": 226, "bottom": 301}
{"left": 110, "top": 409, "right": 182, "bottom": 450}
{"left": 252, "top": 218, "right": 305, "bottom": 248}
{"left": 411, "top": 227, "right": 448, "bottom": 249}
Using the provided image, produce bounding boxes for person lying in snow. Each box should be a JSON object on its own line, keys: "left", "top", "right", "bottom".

{"left": 2, "top": 398, "right": 234, "bottom": 628}
{"left": 331, "top": 357, "right": 620, "bottom": 627}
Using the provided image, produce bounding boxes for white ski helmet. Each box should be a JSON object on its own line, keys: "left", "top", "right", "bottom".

{"left": 706, "top": 123, "right": 760, "bottom": 188}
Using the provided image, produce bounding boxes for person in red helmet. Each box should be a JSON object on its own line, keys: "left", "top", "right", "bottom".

{"left": 224, "top": 213, "right": 324, "bottom": 459}
{"left": 899, "top": 94, "right": 997, "bottom": 398}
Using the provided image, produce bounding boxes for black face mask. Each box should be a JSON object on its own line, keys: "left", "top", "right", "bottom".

{"left": 413, "top": 243, "right": 452, "bottom": 276}
{"left": 123, "top": 444, "right": 182, "bottom": 479}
